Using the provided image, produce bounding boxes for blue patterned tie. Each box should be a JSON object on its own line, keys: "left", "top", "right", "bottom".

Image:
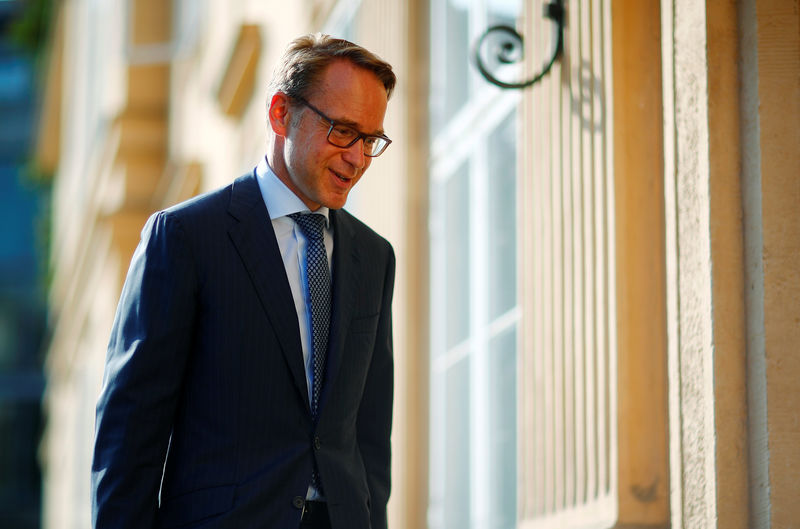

{"left": 290, "top": 213, "right": 330, "bottom": 495}
{"left": 289, "top": 213, "right": 331, "bottom": 419}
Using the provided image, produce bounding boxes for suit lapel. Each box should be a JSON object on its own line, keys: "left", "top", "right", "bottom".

{"left": 320, "top": 209, "right": 359, "bottom": 412}
{"left": 226, "top": 172, "right": 310, "bottom": 413}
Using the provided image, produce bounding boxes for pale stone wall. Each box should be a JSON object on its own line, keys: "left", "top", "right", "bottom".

{"left": 741, "top": 1, "right": 800, "bottom": 527}
{"left": 662, "top": 0, "right": 800, "bottom": 528}
{"left": 41, "top": 0, "right": 136, "bottom": 526}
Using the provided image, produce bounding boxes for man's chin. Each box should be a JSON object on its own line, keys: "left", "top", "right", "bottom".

{"left": 321, "top": 193, "right": 350, "bottom": 210}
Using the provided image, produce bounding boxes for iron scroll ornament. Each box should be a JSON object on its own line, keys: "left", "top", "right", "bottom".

{"left": 472, "top": 1, "right": 564, "bottom": 89}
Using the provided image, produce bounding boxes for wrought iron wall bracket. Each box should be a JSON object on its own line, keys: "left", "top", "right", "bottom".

{"left": 472, "top": 1, "right": 564, "bottom": 89}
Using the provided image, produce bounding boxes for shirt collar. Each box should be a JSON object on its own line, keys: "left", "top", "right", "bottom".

{"left": 255, "top": 156, "right": 331, "bottom": 227}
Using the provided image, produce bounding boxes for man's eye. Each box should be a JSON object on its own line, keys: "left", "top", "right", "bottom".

{"left": 364, "top": 137, "right": 378, "bottom": 147}
{"left": 332, "top": 126, "right": 357, "bottom": 139}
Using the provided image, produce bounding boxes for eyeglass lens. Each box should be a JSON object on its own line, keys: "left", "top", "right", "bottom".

{"left": 327, "top": 126, "right": 388, "bottom": 156}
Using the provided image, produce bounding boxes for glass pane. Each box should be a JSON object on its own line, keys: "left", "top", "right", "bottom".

{"left": 445, "top": 163, "right": 471, "bottom": 348}
{"left": 336, "top": 8, "right": 360, "bottom": 42}
{"left": 430, "top": 0, "right": 470, "bottom": 135}
{"left": 488, "top": 0, "right": 521, "bottom": 26}
{"left": 444, "top": 356, "right": 471, "bottom": 529}
{"left": 488, "top": 327, "right": 517, "bottom": 528}
{"left": 488, "top": 113, "right": 517, "bottom": 319}
{"left": 428, "top": 364, "right": 446, "bottom": 527}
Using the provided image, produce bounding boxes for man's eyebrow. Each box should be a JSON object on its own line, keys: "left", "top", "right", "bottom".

{"left": 331, "top": 115, "right": 385, "bottom": 137}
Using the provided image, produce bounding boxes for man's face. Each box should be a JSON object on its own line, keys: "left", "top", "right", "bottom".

{"left": 277, "top": 60, "right": 389, "bottom": 211}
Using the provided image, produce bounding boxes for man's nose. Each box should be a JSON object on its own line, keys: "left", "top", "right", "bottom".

{"left": 342, "top": 138, "right": 366, "bottom": 169}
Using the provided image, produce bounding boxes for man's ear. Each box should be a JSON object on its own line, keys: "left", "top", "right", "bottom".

{"left": 268, "top": 92, "right": 293, "bottom": 136}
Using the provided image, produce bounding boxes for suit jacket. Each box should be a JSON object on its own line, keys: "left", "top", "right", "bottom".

{"left": 91, "top": 171, "right": 395, "bottom": 529}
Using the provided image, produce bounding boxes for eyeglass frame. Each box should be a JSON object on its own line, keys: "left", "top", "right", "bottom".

{"left": 293, "top": 96, "right": 392, "bottom": 158}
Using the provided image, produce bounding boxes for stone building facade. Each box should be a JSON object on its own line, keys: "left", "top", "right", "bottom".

{"left": 38, "top": 1, "right": 799, "bottom": 528}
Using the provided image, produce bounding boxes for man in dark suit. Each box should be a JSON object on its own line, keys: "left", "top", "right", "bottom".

{"left": 91, "top": 34, "right": 396, "bottom": 529}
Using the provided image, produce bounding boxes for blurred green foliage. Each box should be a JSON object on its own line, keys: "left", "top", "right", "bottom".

{"left": 6, "top": 0, "right": 54, "bottom": 58}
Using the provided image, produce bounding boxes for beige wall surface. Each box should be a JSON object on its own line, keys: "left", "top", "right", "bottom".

{"left": 42, "top": 0, "right": 173, "bottom": 526}
{"left": 745, "top": 1, "right": 800, "bottom": 527}
{"left": 612, "top": 0, "right": 671, "bottom": 526}
{"left": 662, "top": 0, "right": 800, "bottom": 528}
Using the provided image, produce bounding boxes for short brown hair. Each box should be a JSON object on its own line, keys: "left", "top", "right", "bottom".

{"left": 268, "top": 33, "right": 396, "bottom": 102}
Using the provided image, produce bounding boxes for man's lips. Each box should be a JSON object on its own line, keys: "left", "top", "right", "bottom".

{"left": 330, "top": 169, "right": 355, "bottom": 183}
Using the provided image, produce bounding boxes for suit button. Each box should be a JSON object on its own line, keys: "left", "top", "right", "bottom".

{"left": 292, "top": 496, "right": 305, "bottom": 509}
{"left": 314, "top": 436, "right": 321, "bottom": 450}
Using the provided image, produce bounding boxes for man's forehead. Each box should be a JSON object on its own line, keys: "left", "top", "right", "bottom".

{"left": 318, "top": 61, "right": 387, "bottom": 97}
{"left": 313, "top": 63, "right": 388, "bottom": 134}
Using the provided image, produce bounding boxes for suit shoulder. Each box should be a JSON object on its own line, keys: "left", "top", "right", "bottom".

{"left": 161, "top": 180, "right": 234, "bottom": 219}
{"left": 152, "top": 171, "right": 257, "bottom": 229}
{"left": 134, "top": 175, "right": 244, "bottom": 248}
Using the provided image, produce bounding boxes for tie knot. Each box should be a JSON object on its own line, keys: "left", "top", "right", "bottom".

{"left": 289, "top": 213, "right": 326, "bottom": 241}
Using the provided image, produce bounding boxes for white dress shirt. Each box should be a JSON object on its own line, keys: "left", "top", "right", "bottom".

{"left": 255, "top": 156, "right": 333, "bottom": 500}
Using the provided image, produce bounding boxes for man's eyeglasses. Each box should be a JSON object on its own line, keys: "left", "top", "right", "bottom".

{"left": 295, "top": 97, "right": 392, "bottom": 158}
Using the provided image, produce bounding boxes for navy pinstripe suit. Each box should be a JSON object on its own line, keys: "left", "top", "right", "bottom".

{"left": 91, "top": 171, "right": 395, "bottom": 529}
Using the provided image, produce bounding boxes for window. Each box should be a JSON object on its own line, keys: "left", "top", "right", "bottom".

{"left": 428, "top": 1, "right": 522, "bottom": 528}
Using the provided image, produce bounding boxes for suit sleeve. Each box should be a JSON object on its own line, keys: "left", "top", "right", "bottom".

{"left": 356, "top": 244, "right": 395, "bottom": 529}
{"left": 91, "top": 211, "right": 197, "bottom": 529}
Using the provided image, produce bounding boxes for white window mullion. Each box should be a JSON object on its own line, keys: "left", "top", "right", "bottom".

{"left": 428, "top": 175, "right": 448, "bottom": 529}
{"left": 468, "top": 14, "right": 492, "bottom": 528}
{"left": 469, "top": 141, "right": 491, "bottom": 528}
